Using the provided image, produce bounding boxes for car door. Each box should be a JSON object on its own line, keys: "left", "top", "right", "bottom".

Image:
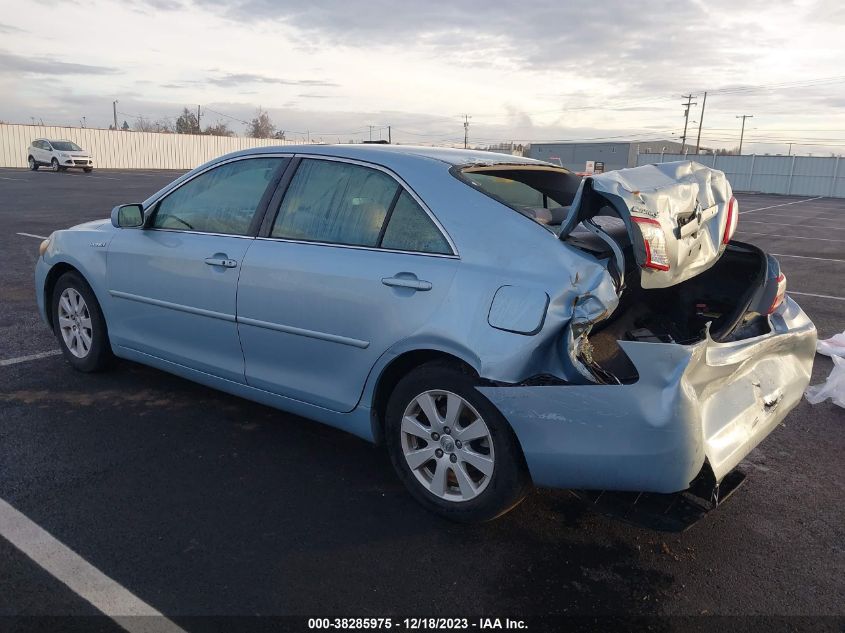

{"left": 106, "top": 156, "right": 288, "bottom": 382}
{"left": 42, "top": 140, "right": 55, "bottom": 164}
{"left": 34, "top": 140, "right": 48, "bottom": 164}
{"left": 237, "top": 157, "right": 459, "bottom": 412}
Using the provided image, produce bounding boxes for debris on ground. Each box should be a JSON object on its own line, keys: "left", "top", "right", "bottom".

{"left": 816, "top": 330, "right": 845, "bottom": 358}
{"left": 805, "top": 356, "right": 845, "bottom": 408}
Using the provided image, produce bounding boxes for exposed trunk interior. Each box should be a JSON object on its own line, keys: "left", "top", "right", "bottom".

{"left": 583, "top": 242, "right": 771, "bottom": 382}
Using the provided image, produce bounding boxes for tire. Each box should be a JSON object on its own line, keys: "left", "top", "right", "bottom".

{"left": 28, "top": 156, "right": 38, "bottom": 171}
{"left": 385, "top": 362, "right": 531, "bottom": 523}
{"left": 83, "top": 167, "right": 93, "bottom": 173}
{"left": 51, "top": 271, "right": 114, "bottom": 372}
{"left": 51, "top": 158, "right": 59, "bottom": 172}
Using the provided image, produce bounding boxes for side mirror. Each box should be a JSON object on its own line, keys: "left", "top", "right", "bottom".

{"left": 111, "top": 204, "right": 144, "bottom": 228}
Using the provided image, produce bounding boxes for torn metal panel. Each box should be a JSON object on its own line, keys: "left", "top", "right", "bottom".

{"left": 561, "top": 161, "right": 735, "bottom": 289}
{"left": 478, "top": 297, "right": 816, "bottom": 492}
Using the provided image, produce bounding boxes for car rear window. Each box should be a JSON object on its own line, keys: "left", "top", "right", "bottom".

{"left": 456, "top": 166, "right": 582, "bottom": 228}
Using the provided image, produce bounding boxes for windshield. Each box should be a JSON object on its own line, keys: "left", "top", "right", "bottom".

{"left": 50, "top": 141, "right": 82, "bottom": 152}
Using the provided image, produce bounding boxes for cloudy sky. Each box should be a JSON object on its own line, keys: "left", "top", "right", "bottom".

{"left": 1, "top": 0, "right": 844, "bottom": 154}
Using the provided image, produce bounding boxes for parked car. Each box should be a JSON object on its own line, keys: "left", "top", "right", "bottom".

{"left": 28, "top": 138, "right": 94, "bottom": 172}
{"left": 34, "top": 146, "right": 816, "bottom": 523}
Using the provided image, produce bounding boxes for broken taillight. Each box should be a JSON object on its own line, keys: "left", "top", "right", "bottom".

{"left": 767, "top": 272, "right": 787, "bottom": 314}
{"left": 723, "top": 196, "right": 738, "bottom": 244}
{"left": 632, "top": 217, "right": 670, "bottom": 271}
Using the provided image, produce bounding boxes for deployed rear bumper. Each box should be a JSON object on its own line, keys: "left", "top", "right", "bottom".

{"left": 478, "top": 297, "right": 816, "bottom": 493}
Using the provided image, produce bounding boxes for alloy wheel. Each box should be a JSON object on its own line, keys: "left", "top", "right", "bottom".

{"left": 400, "top": 390, "right": 495, "bottom": 502}
{"left": 51, "top": 159, "right": 59, "bottom": 172}
{"left": 58, "top": 288, "right": 93, "bottom": 358}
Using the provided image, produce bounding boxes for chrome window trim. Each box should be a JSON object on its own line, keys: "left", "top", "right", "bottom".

{"left": 277, "top": 153, "right": 459, "bottom": 257}
{"left": 253, "top": 235, "right": 458, "bottom": 259}
{"left": 144, "top": 228, "right": 256, "bottom": 239}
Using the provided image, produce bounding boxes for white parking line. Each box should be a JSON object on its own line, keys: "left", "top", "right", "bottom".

{"left": 754, "top": 213, "right": 843, "bottom": 222}
{"left": 739, "top": 196, "right": 824, "bottom": 215}
{"left": 742, "top": 220, "right": 845, "bottom": 231}
{"left": 772, "top": 253, "right": 845, "bottom": 263}
{"left": 0, "top": 350, "right": 61, "bottom": 366}
{"left": 789, "top": 290, "right": 845, "bottom": 301}
{"left": 0, "top": 498, "right": 187, "bottom": 633}
{"left": 16, "top": 232, "right": 48, "bottom": 239}
{"left": 736, "top": 231, "right": 845, "bottom": 242}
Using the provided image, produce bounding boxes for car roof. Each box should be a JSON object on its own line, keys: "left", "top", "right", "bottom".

{"left": 226, "top": 143, "right": 547, "bottom": 168}
{"left": 34, "top": 138, "right": 75, "bottom": 143}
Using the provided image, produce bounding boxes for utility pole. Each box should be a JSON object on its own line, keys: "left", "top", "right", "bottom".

{"left": 736, "top": 114, "right": 753, "bottom": 154}
{"left": 695, "top": 91, "right": 707, "bottom": 154}
{"left": 368, "top": 125, "right": 374, "bottom": 141}
{"left": 787, "top": 142, "right": 794, "bottom": 156}
{"left": 197, "top": 105, "right": 201, "bottom": 133}
{"left": 388, "top": 125, "right": 391, "bottom": 144}
{"left": 112, "top": 100, "right": 119, "bottom": 131}
{"left": 680, "top": 94, "right": 696, "bottom": 153}
{"left": 462, "top": 114, "right": 471, "bottom": 149}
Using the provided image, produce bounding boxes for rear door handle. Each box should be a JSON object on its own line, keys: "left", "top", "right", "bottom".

{"left": 381, "top": 276, "right": 432, "bottom": 291}
{"left": 205, "top": 257, "right": 238, "bottom": 268}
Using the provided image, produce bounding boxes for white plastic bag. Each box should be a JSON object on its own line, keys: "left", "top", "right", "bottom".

{"left": 805, "top": 355, "right": 845, "bottom": 408}
{"left": 817, "top": 331, "right": 845, "bottom": 358}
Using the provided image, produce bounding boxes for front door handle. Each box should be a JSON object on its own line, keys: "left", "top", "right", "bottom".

{"left": 381, "top": 276, "right": 432, "bottom": 291}
{"left": 205, "top": 257, "right": 238, "bottom": 268}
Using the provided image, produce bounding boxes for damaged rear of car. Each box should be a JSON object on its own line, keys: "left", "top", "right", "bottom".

{"left": 454, "top": 160, "right": 816, "bottom": 505}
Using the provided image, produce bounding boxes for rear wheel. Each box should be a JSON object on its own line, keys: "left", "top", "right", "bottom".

{"left": 51, "top": 272, "right": 113, "bottom": 372}
{"left": 50, "top": 158, "right": 59, "bottom": 172}
{"left": 28, "top": 156, "right": 38, "bottom": 171}
{"left": 385, "top": 363, "right": 530, "bottom": 523}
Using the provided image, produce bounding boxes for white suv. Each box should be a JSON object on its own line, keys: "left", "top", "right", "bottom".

{"left": 28, "top": 139, "right": 94, "bottom": 173}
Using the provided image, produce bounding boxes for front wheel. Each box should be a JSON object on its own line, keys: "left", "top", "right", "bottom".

{"left": 385, "top": 363, "right": 531, "bottom": 523}
{"left": 51, "top": 271, "right": 114, "bottom": 372}
{"left": 83, "top": 167, "right": 93, "bottom": 173}
{"left": 28, "top": 156, "right": 38, "bottom": 171}
{"left": 50, "top": 158, "right": 59, "bottom": 172}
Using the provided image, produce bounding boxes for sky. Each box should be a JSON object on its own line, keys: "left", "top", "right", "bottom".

{"left": 1, "top": 0, "right": 844, "bottom": 154}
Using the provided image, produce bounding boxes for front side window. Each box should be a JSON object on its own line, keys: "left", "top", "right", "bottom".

{"left": 271, "top": 159, "right": 399, "bottom": 247}
{"left": 153, "top": 158, "right": 284, "bottom": 235}
{"left": 381, "top": 191, "right": 451, "bottom": 254}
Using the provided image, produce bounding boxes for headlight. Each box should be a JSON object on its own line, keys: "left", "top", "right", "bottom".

{"left": 39, "top": 238, "right": 50, "bottom": 257}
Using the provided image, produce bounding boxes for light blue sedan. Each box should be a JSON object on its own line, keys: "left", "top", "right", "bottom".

{"left": 35, "top": 145, "right": 815, "bottom": 523}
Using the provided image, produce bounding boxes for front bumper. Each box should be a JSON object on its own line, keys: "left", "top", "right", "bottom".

{"left": 479, "top": 297, "right": 816, "bottom": 493}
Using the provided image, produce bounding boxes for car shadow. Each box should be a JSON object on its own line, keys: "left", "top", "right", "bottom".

{"left": 0, "top": 358, "right": 673, "bottom": 618}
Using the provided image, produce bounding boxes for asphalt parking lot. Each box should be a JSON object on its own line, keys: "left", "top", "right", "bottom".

{"left": 1, "top": 167, "right": 843, "bottom": 629}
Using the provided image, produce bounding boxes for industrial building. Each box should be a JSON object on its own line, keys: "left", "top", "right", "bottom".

{"left": 526, "top": 140, "right": 686, "bottom": 172}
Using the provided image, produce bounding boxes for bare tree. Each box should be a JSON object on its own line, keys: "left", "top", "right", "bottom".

{"left": 203, "top": 121, "right": 235, "bottom": 137}
{"left": 176, "top": 107, "right": 200, "bottom": 134}
{"left": 247, "top": 108, "right": 275, "bottom": 138}
{"left": 134, "top": 116, "right": 174, "bottom": 133}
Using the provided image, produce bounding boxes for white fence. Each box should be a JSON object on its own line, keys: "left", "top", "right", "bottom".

{"left": 636, "top": 153, "right": 845, "bottom": 198}
{"left": 0, "top": 124, "right": 301, "bottom": 170}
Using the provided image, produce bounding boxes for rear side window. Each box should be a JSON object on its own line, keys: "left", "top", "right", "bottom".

{"left": 153, "top": 157, "right": 283, "bottom": 235}
{"left": 271, "top": 159, "right": 399, "bottom": 247}
{"left": 381, "top": 191, "right": 451, "bottom": 254}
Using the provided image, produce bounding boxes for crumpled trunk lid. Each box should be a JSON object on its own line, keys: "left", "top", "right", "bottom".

{"left": 560, "top": 160, "right": 736, "bottom": 289}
